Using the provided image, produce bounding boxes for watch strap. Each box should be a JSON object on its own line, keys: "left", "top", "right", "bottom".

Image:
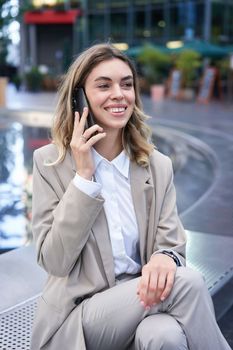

{"left": 161, "top": 250, "right": 181, "bottom": 266}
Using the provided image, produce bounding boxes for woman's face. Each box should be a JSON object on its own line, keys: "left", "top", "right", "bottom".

{"left": 84, "top": 58, "right": 135, "bottom": 132}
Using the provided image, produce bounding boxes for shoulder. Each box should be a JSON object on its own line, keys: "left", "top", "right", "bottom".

{"left": 33, "top": 144, "right": 73, "bottom": 186}
{"left": 33, "top": 143, "right": 60, "bottom": 169}
{"left": 149, "top": 149, "right": 172, "bottom": 170}
{"left": 148, "top": 149, "right": 173, "bottom": 184}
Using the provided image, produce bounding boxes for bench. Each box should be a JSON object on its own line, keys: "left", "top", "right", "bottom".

{"left": 0, "top": 230, "right": 233, "bottom": 350}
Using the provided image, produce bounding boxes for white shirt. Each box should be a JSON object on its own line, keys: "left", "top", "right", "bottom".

{"left": 73, "top": 148, "right": 141, "bottom": 276}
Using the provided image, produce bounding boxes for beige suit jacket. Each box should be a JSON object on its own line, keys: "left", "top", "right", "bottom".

{"left": 31, "top": 144, "right": 186, "bottom": 350}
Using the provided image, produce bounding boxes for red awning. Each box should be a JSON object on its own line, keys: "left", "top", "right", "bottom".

{"left": 24, "top": 9, "right": 81, "bottom": 24}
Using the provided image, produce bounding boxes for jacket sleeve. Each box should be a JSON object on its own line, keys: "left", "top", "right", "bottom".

{"left": 153, "top": 155, "right": 186, "bottom": 266}
{"left": 32, "top": 149, "right": 104, "bottom": 277}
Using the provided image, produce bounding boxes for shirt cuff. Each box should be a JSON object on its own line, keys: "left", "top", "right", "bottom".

{"left": 73, "top": 173, "right": 102, "bottom": 198}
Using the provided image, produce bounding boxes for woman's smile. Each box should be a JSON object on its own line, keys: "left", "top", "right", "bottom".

{"left": 104, "top": 104, "right": 128, "bottom": 116}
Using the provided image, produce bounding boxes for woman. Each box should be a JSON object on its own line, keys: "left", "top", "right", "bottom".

{"left": 31, "top": 43, "right": 230, "bottom": 350}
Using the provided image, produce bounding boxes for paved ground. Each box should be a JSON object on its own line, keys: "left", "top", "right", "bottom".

{"left": 1, "top": 85, "right": 233, "bottom": 347}
{"left": 143, "top": 95, "right": 233, "bottom": 237}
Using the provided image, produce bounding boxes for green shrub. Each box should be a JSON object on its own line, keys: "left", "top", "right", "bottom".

{"left": 138, "top": 45, "right": 171, "bottom": 84}
{"left": 25, "top": 67, "right": 43, "bottom": 92}
{"left": 175, "top": 50, "right": 201, "bottom": 88}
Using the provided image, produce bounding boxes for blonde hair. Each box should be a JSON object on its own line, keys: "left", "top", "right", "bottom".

{"left": 51, "top": 43, "right": 154, "bottom": 167}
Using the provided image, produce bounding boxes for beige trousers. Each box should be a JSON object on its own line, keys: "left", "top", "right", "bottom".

{"left": 82, "top": 267, "right": 231, "bottom": 350}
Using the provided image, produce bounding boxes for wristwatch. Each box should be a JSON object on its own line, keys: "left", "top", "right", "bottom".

{"left": 161, "top": 250, "right": 181, "bottom": 266}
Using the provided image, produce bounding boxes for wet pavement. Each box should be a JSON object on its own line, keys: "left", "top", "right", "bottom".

{"left": 0, "top": 119, "right": 50, "bottom": 252}
{"left": 144, "top": 96, "right": 233, "bottom": 237}
{"left": 0, "top": 85, "right": 53, "bottom": 251}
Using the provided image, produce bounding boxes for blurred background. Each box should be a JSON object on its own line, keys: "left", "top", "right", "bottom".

{"left": 0, "top": 0, "right": 233, "bottom": 251}
{"left": 0, "top": 1, "right": 233, "bottom": 348}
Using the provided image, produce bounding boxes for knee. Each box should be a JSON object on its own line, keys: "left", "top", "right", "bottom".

{"left": 135, "top": 315, "right": 187, "bottom": 350}
{"left": 176, "top": 267, "right": 206, "bottom": 294}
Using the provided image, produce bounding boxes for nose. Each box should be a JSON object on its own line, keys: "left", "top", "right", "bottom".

{"left": 111, "top": 84, "right": 123, "bottom": 100}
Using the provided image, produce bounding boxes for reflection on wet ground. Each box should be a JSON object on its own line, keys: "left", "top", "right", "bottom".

{"left": 153, "top": 127, "right": 216, "bottom": 215}
{"left": 0, "top": 118, "right": 50, "bottom": 252}
{"left": 0, "top": 114, "right": 216, "bottom": 252}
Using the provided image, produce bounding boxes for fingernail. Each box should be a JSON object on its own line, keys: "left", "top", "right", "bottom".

{"left": 145, "top": 306, "right": 151, "bottom": 311}
{"left": 140, "top": 301, "right": 145, "bottom": 307}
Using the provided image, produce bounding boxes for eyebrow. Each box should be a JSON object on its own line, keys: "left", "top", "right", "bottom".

{"left": 94, "top": 75, "right": 133, "bottom": 82}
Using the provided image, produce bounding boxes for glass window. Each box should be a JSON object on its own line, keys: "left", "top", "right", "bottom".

{"left": 212, "top": 2, "right": 224, "bottom": 42}
{"left": 151, "top": 8, "right": 165, "bottom": 41}
{"left": 168, "top": 1, "right": 201, "bottom": 40}
{"left": 89, "top": 14, "right": 106, "bottom": 42}
{"left": 195, "top": 3, "right": 205, "bottom": 38}
{"left": 110, "top": 1, "right": 128, "bottom": 8}
{"left": 110, "top": 12, "right": 127, "bottom": 41}
{"left": 87, "top": 0, "right": 106, "bottom": 11}
{"left": 134, "top": 10, "right": 147, "bottom": 41}
{"left": 133, "top": 0, "right": 147, "bottom": 5}
{"left": 229, "top": 6, "right": 233, "bottom": 42}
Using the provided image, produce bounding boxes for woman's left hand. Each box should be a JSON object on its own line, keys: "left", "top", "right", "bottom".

{"left": 137, "top": 254, "right": 177, "bottom": 309}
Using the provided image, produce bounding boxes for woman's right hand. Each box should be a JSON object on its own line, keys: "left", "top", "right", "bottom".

{"left": 70, "top": 108, "right": 106, "bottom": 180}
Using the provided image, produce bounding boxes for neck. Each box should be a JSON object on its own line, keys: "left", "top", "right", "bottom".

{"left": 94, "top": 129, "right": 123, "bottom": 161}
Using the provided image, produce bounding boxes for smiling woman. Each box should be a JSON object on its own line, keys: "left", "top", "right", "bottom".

{"left": 50, "top": 43, "right": 153, "bottom": 168}
{"left": 82, "top": 58, "right": 135, "bottom": 160}
{"left": 31, "top": 43, "right": 231, "bottom": 350}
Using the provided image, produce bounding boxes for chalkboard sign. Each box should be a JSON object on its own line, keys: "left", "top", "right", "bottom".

{"left": 168, "top": 69, "right": 182, "bottom": 98}
{"left": 197, "top": 68, "right": 220, "bottom": 103}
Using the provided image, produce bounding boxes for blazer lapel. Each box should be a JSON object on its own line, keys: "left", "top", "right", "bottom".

{"left": 130, "top": 161, "right": 154, "bottom": 265}
{"left": 92, "top": 210, "right": 116, "bottom": 288}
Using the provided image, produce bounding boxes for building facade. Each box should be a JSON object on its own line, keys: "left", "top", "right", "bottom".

{"left": 20, "top": 0, "right": 233, "bottom": 74}
{"left": 83, "top": 0, "right": 233, "bottom": 46}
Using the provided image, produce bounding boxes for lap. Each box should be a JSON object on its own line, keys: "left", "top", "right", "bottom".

{"left": 82, "top": 277, "right": 155, "bottom": 349}
{"left": 82, "top": 267, "right": 200, "bottom": 349}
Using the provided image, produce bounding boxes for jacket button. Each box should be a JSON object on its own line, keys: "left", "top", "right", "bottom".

{"left": 74, "top": 297, "right": 83, "bottom": 305}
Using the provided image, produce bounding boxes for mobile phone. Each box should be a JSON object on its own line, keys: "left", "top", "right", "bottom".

{"left": 72, "top": 87, "right": 95, "bottom": 129}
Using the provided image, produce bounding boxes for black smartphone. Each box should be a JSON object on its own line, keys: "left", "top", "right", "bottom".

{"left": 72, "top": 87, "right": 95, "bottom": 129}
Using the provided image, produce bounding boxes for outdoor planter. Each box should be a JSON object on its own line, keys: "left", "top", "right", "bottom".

{"left": 150, "top": 84, "right": 165, "bottom": 101}
{"left": 0, "top": 77, "right": 8, "bottom": 107}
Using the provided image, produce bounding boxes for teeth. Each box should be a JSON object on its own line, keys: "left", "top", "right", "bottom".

{"left": 109, "top": 107, "right": 125, "bottom": 113}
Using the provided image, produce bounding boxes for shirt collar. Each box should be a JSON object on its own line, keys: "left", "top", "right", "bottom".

{"left": 92, "top": 148, "right": 130, "bottom": 179}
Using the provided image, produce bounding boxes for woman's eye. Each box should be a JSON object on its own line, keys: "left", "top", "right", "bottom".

{"left": 122, "top": 82, "right": 133, "bottom": 89}
{"left": 98, "top": 84, "right": 110, "bottom": 89}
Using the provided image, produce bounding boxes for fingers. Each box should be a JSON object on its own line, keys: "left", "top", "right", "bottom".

{"left": 71, "top": 107, "right": 105, "bottom": 148}
{"left": 70, "top": 107, "right": 106, "bottom": 180}
{"left": 137, "top": 266, "right": 150, "bottom": 309}
{"left": 81, "top": 124, "right": 105, "bottom": 143}
{"left": 138, "top": 271, "right": 165, "bottom": 308}
{"left": 75, "top": 108, "right": 89, "bottom": 135}
{"left": 137, "top": 255, "right": 176, "bottom": 309}
{"left": 160, "top": 271, "right": 175, "bottom": 302}
{"left": 83, "top": 130, "right": 106, "bottom": 147}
